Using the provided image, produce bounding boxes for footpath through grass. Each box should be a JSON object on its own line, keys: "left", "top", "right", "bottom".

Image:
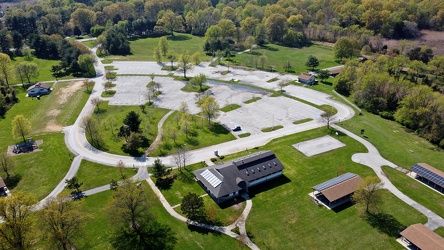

{"left": 208, "top": 127, "right": 425, "bottom": 248}
{"left": 103, "top": 34, "right": 210, "bottom": 62}
{"left": 75, "top": 160, "right": 137, "bottom": 191}
{"left": 151, "top": 111, "right": 235, "bottom": 156}
{"left": 90, "top": 102, "right": 169, "bottom": 155}
{"left": 234, "top": 44, "right": 339, "bottom": 74}
{"left": 73, "top": 186, "right": 247, "bottom": 249}
{"left": 382, "top": 166, "right": 444, "bottom": 218}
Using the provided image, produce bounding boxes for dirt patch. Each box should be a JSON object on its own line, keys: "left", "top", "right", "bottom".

{"left": 42, "top": 81, "right": 84, "bottom": 133}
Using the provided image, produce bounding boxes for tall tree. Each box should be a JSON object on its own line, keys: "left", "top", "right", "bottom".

{"left": 352, "top": 176, "right": 384, "bottom": 214}
{"left": 321, "top": 107, "right": 336, "bottom": 129}
{"left": 65, "top": 177, "right": 83, "bottom": 196}
{"left": 0, "top": 152, "right": 15, "bottom": 180}
{"left": 15, "top": 62, "right": 39, "bottom": 84}
{"left": 265, "top": 13, "right": 287, "bottom": 42}
{"left": 200, "top": 97, "right": 220, "bottom": 123}
{"left": 107, "top": 180, "right": 177, "bottom": 250}
{"left": 0, "top": 53, "right": 13, "bottom": 86}
{"left": 152, "top": 159, "right": 167, "bottom": 179}
{"left": 0, "top": 191, "right": 37, "bottom": 249}
{"left": 173, "top": 146, "right": 191, "bottom": 171}
{"left": 181, "top": 193, "right": 205, "bottom": 222}
{"left": 123, "top": 111, "right": 142, "bottom": 132}
{"left": 90, "top": 97, "right": 103, "bottom": 112}
{"left": 178, "top": 51, "right": 193, "bottom": 79}
{"left": 11, "top": 115, "right": 31, "bottom": 143}
{"left": 81, "top": 116, "right": 102, "bottom": 147}
{"left": 305, "top": 55, "right": 320, "bottom": 71}
{"left": 70, "top": 8, "right": 96, "bottom": 34}
{"left": 317, "top": 69, "right": 330, "bottom": 83}
{"left": 334, "top": 37, "right": 354, "bottom": 59}
{"left": 155, "top": 10, "right": 184, "bottom": 36}
{"left": 158, "top": 37, "right": 169, "bottom": 57}
{"left": 190, "top": 73, "right": 207, "bottom": 92}
{"left": 40, "top": 198, "right": 88, "bottom": 250}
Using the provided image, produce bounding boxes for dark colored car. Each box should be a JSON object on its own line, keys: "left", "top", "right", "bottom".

{"left": 232, "top": 125, "right": 242, "bottom": 131}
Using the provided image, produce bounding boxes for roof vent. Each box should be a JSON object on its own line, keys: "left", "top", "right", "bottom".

{"left": 257, "top": 167, "right": 260, "bottom": 172}
{"left": 263, "top": 165, "right": 266, "bottom": 170}
{"left": 251, "top": 169, "right": 255, "bottom": 173}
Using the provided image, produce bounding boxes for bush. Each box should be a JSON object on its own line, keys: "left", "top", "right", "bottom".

{"left": 219, "top": 155, "right": 225, "bottom": 159}
{"left": 379, "top": 111, "right": 394, "bottom": 120}
{"left": 210, "top": 158, "right": 217, "bottom": 162}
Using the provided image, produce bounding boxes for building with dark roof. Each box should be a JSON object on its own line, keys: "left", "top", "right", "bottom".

{"left": 311, "top": 172, "right": 363, "bottom": 209}
{"left": 27, "top": 82, "right": 52, "bottom": 97}
{"left": 399, "top": 224, "right": 444, "bottom": 250}
{"left": 193, "top": 151, "right": 284, "bottom": 204}
{"left": 410, "top": 163, "right": 444, "bottom": 193}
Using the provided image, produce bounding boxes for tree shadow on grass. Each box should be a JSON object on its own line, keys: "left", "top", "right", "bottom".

{"left": 5, "top": 174, "right": 21, "bottom": 189}
{"left": 187, "top": 224, "right": 223, "bottom": 235}
{"left": 168, "top": 34, "right": 191, "bottom": 41}
{"left": 249, "top": 51, "right": 262, "bottom": 56}
{"left": 155, "top": 177, "right": 175, "bottom": 190}
{"left": 248, "top": 175, "right": 291, "bottom": 198}
{"left": 186, "top": 137, "right": 199, "bottom": 146}
{"left": 209, "top": 123, "right": 230, "bottom": 135}
{"left": 260, "top": 45, "right": 279, "bottom": 51}
{"left": 365, "top": 212, "right": 405, "bottom": 237}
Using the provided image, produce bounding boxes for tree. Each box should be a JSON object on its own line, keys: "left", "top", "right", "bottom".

{"left": 117, "top": 160, "right": 126, "bottom": 179}
{"left": 191, "top": 52, "right": 201, "bottom": 65}
{"left": 123, "top": 132, "right": 143, "bottom": 153}
{"left": 179, "top": 101, "right": 190, "bottom": 114}
{"left": 11, "top": 115, "right": 31, "bottom": 143}
{"left": 78, "top": 54, "right": 97, "bottom": 77}
{"left": 40, "top": 198, "right": 88, "bottom": 250}
{"left": 154, "top": 47, "right": 162, "bottom": 63}
{"left": 181, "top": 193, "right": 205, "bottom": 222}
{"left": 118, "top": 125, "right": 131, "bottom": 142}
{"left": 70, "top": 8, "right": 96, "bottom": 34}
{"left": 259, "top": 55, "right": 267, "bottom": 69}
{"left": 65, "top": 177, "right": 83, "bottom": 196}
{"left": 200, "top": 97, "right": 220, "bottom": 123}
{"left": 0, "top": 153, "right": 15, "bottom": 180}
{"left": 317, "top": 70, "right": 330, "bottom": 83}
{"left": 178, "top": 51, "right": 193, "bottom": 79}
{"left": 217, "top": 19, "right": 236, "bottom": 39}
{"left": 190, "top": 73, "right": 207, "bottom": 92}
{"left": 305, "top": 55, "right": 319, "bottom": 71}
{"left": 173, "top": 146, "right": 191, "bottom": 171}
{"left": 51, "top": 65, "right": 64, "bottom": 81}
{"left": 152, "top": 159, "right": 167, "bottom": 179}
{"left": 352, "top": 176, "right": 384, "bottom": 214}
{"left": 15, "top": 62, "right": 38, "bottom": 84}
{"left": 334, "top": 37, "right": 354, "bottom": 59}
{"left": 107, "top": 180, "right": 177, "bottom": 250}
{"left": 123, "top": 111, "right": 142, "bottom": 132}
{"left": 180, "top": 113, "right": 192, "bottom": 138}
{"left": 83, "top": 79, "right": 94, "bottom": 93}
{"left": 158, "top": 37, "right": 169, "bottom": 57}
{"left": 244, "top": 36, "right": 255, "bottom": 52}
{"left": 0, "top": 53, "right": 13, "bottom": 86}
{"left": 90, "top": 97, "right": 103, "bottom": 112}
{"left": 321, "top": 107, "right": 336, "bottom": 129}
{"left": 155, "top": 10, "right": 184, "bottom": 36}
{"left": 81, "top": 116, "right": 102, "bottom": 147}
{"left": 167, "top": 54, "right": 176, "bottom": 70}
{"left": 103, "top": 81, "right": 114, "bottom": 93}
{"left": 265, "top": 13, "right": 287, "bottom": 42}
{"left": 0, "top": 191, "right": 37, "bottom": 249}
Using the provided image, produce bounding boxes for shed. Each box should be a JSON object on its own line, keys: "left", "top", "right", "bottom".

{"left": 399, "top": 224, "right": 444, "bottom": 250}
{"left": 298, "top": 73, "right": 316, "bottom": 85}
{"left": 27, "top": 82, "right": 51, "bottom": 97}
{"left": 311, "top": 172, "right": 363, "bottom": 209}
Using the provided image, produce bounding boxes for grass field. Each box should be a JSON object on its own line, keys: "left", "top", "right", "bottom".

{"left": 233, "top": 44, "right": 339, "bottom": 74}
{"left": 151, "top": 111, "right": 235, "bottom": 156}
{"left": 90, "top": 102, "right": 169, "bottom": 155}
{"left": 243, "top": 97, "right": 261, "bottom": 104}
{"left": 73, "top": 186, "right": 246, "bottom": 249}
{"left": 82, "top": 40, "right": 96, "bottom": 49}
{"left": 9, "top": 56, "right": 73, "bottom": 84}
{"left": 293, "top": 118, "right": 313, "bottom": 124}
{"left": 75, "top": 160, "right": 137, "bottom": 190}
{"left": 435, "top": 227, "right": 444, "bottom": 237}
{"left": 382, "top": 166, "right": 444, "bottom": 218}
{"left": 220, "top": 104, "right": 241, "bottom": 112}
{"left": 203, "top": 127, "right": 426, "bottom": 248}
{"left": 103, "top": 34, "right": 210, "bottom": 62}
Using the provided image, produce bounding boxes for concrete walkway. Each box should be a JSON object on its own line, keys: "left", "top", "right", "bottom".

{"left": 332, "top": 124, "right": 444, "bottom": 230}
{"left": 145, "top": 110, "right": 174, "bottom": 155}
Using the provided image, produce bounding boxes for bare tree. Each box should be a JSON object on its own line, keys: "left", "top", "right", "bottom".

{"left": 321, "top": 107, "right": 336, "bottom": 129}
{"left": 173, "top": 146, "right": 191, "bottom": 171}
{"left": 117, "top": 160, "right": 126, "bottom": 179}
{"left": 277, "top": 80, "right": 286, "bottom": 91}
{"left": 179, "top": 101, "right": 190, "bottom": 114}
{"left": 90, "top": 97, "right": 103, "bottom": 112}
{"left": 81, "top": 116, "right": 101, "bottom": 147}
{"left": 0, "top": 153, "right": 15, "bottom": 180}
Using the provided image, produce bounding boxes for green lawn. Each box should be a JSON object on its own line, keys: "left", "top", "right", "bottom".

{"left": 101, "top": 90, "right": 116, "bottom": 97}
{"left": 382, "top": 166, "right": 444, "bottom": 218}
{"left": 82, "top": 40, "right": 96, "bottom": 49}
{"left": 75, "top": 160, "right": 137, "bottom": 191}
{"left": 234, "top": 44, "right": 339, "bottom": 74}
{"left": 243, "top": 97, "right": 261, "bottom": 104}
{"left": 435, "top": 227, "right": 444, "bottom": 237}
{"left": 340, "top": 110, "right": 443, "bottom": 170}
{"left": 261, "top": 125, "right": 284, "bottom": 132}
{"left": 238, "top": 133, "right": 251, "bottom": 138}
{"left": 13, "top": 133, "right": 73, "bottom": 200}
{"left": 9, "top": 56, "right": 72, "bottom": 84}
{"left": 73, "top": 186, "right": 246, "bottom": 249}
{"left": 204, "top": 127, "right": 425, "bottom": 248}
{"left": 90, "top": 102, "right": 169, "bottom": 155}
{"left": 151, "top": 111, "right": 235, "bottom": 157}
{"left": 220, "top": 104, "right": 241, "bottom": 112}
{"left": 293, "top": 118, "right": 313, "bottom": 124}
{"left": 103, "top": 34, "right": 210, "bottom": 62}
{"left": 180, "top": 82, "right": 209, "bottom": 93}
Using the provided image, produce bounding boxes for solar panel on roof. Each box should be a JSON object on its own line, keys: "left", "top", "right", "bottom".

{"left": 200, "top": 169, "right": 222, "bottom": 188}
{"left": 312, "top": 172, "right": 357, "bottom": 191}
{"left": 411, "top": 164, "right": 444, "bottom": 188}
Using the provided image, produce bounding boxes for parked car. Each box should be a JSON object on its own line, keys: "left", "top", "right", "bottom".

{"left": 232, "top": 125, "right": 242, "bottom": 131}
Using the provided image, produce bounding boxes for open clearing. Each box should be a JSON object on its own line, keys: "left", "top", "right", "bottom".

{"left": 293, "top": 135, "right": 346, "bottom": 157}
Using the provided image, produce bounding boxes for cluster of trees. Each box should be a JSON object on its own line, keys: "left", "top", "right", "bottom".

{"left": 333, "top": 43, "right": 444, "bottom": 147}
{"left": 117, "top": 111, "right": 150, "bottom": 155}
{"left": 4, "top": 0, "right": 442, "bottom": 58}
{"left": 0, "top": 180, "right": 176, "bottom": 249}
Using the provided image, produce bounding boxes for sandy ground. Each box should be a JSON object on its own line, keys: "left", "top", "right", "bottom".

{"left": 382, "top": 30, "right": 444, "bottom": 55}
{"left": 292, "top": 135, "right": 346, "bottom": 157}
{"left": 42, "top": 81, "right": 84, "bottom": 132}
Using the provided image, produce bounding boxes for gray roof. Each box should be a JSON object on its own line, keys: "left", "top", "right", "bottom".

{"left": 194, "top": 151, "right": 284, "bottom": 198}
{"left": 312, "top": 172, "right": 357, "bottom": 191}
{"left": 27, "top": 82, "right": 50, "bottom": 91}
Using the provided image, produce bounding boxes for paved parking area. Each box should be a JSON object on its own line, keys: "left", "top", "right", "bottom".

{"left": 107, "top": 76, "right": 322, "bottom": 135}
{"left": 293, "top": 135, "right": 346, "bottom": 157}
